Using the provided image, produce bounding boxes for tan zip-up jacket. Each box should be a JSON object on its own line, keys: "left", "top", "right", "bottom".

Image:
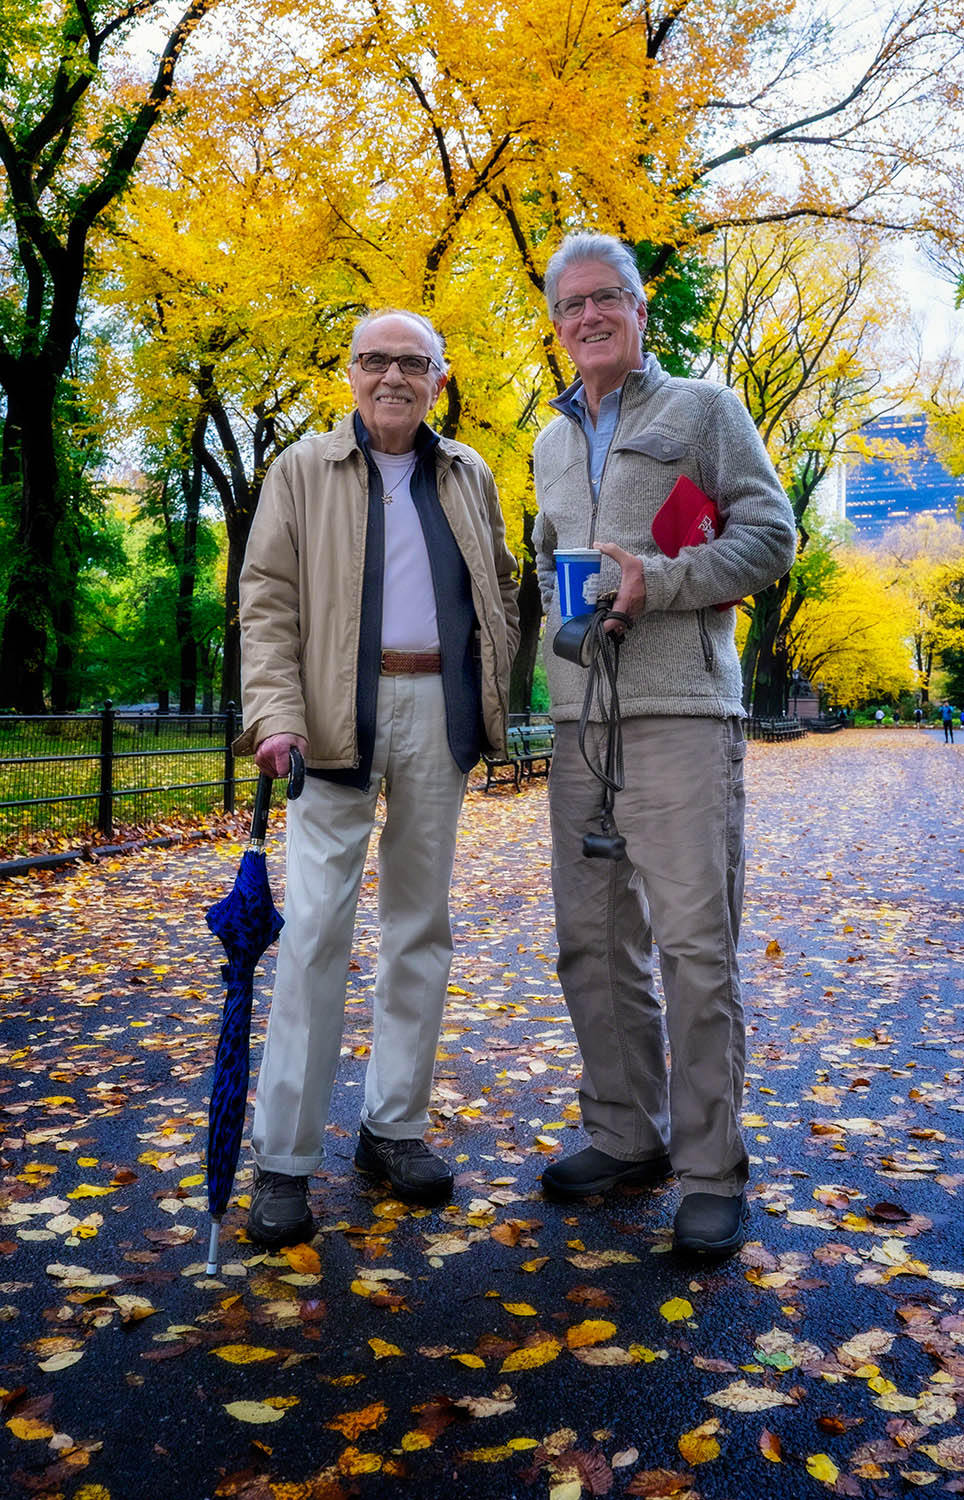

{"left": 234, "top": 414, "right": 519, "bottom": 768}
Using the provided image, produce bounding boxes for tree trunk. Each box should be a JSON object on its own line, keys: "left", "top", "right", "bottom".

{"left": 509, "top": 512, "right": 543, "bottom": 715}
{"left": 0, "top": 377, "right": 60, "bottom": 711}
{"left": 49, "top": 591, "right": 78, "bottom": 713}
{"left": 741, "top": 582, "right": 787, "bottom": 715}
{"left": 176, "top": 454, "right": 203, "bottom": 714}
{"left": 220, "top": 509, "right": 247, "bottom": 712}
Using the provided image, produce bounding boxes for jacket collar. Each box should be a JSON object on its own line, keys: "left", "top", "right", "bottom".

{"left": 548, "top": 353, "right": 666, "bottom": 420}
{"left": 321, "top": 409, "right": 468, "bottom": 467}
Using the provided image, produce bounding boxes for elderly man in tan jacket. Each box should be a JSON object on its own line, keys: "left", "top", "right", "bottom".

{"left": 236, "top": 308, "right": 519, "bottom": 1248}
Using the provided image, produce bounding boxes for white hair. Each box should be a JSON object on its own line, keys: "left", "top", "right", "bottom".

{"left": 544, "top": 234, "right": 646, "bottom": 318}
{"left": 350, "top": 308, "right": 448, "bottom": 370}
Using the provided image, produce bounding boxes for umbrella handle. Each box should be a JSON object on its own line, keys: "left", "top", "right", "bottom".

{"left": 287, "top": 745, "right": 305, "bottom": 800}
{"left": 249, "top": 747, "right": 305, "bottom": 846}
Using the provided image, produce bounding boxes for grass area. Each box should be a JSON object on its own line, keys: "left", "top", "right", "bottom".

{"left": 0, "top": 715, "right": 255, "bottom": 856}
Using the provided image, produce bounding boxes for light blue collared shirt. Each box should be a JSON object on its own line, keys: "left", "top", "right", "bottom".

{"left": 552, "top": 360, "right": 654, "bottom": 498}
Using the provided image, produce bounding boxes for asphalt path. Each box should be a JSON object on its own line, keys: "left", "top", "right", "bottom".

{"left": 1, "top": 727, "right": 962, "bottom": 1500}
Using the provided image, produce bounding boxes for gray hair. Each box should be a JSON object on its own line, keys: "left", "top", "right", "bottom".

{"left": 350, "top": 308, "right": 448, "bottom": 371}
{"left": 544, "top": 234, "right": 646, "bottom": 318}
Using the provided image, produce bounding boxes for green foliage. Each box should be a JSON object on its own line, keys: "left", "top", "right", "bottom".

{"left": 75, "top": 504, "right": 223, "bottom": 708}
{"left": 637, "top": 244, "right": 717, "bottom": 377}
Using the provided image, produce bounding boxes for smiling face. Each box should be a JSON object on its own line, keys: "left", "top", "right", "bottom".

{"left": 348, "top": 314, "right": 447, "bottom": 453}
{"left": 552, "top": 259, "right": 647, "bottom": 406}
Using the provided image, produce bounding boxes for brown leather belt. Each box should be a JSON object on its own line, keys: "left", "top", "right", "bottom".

{"left": 380, "top": 650, "right": 442, "bottom": 675}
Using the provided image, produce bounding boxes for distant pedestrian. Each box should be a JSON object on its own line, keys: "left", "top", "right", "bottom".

{"left": 959, "top": 709, "right": 963, "bottom": 730}
{"left": 914, "top": 707, "right": 923, "bottom": 728}
{"left": 891, "top": 710, "right": 899, "bottom": 725}
{"left": 874, "top": 708, "right": 884, "bottom": 727}
{"left": 941, "top": 701, "right": 955, "bottom": 743}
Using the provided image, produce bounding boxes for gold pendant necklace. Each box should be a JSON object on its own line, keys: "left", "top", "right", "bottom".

{"left": 382, "top": 459, "right": 416, "bottom": 505}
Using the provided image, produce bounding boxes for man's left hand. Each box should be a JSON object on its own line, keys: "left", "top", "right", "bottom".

{"left": 597, "top": 541, "right": 646, "bottom": 632}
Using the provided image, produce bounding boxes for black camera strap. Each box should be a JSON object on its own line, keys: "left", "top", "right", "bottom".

{"left": 577, "top": 610, "right": 632, "bottom": 860}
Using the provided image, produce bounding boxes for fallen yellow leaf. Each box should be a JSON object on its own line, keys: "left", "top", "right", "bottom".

{"left": 502, "top": 1303, "right": 537, "bottom": 1317}
{"left": 759, "top": 1428, "right": 783, "bottom": 1463}
{"left": 678, "top": 1419, "right": 721, "bottom": 1465}
{"left": 210, "top": 1345, "right": 279, "bottom": 1365}
{"left": 7, "top": 1416, "right": 56, "bottom": 1440}
{"left": 223, "top": 1401, "right": 286, "bottom": 1425}
{"left": 38, "top": 1350, "right": 85, "bottom": 1372}
{"left": 368, "top": 1338, "right": 403, "bottom": 1359}
{"left": 326, "top": 1402, "right": 389, "bottom": 1440}
{"left": 337, "top": 1447, "right": 382, "bottom": 1475}
{"left": 282, "top": 1243, "right": 321, "bottom": 1275}
{"left": 500, "top": 1337, "right": 562, "bottom": 1372}
{"left": 112, "top": 1295, "right": 156, "bottom": 1324}
{"left": 566, "top": 1319, "right": 617, "bottom": 1349}
{"left": 451, "top": 1354, "right": 486, "bottom": 1368}
{"left": 806, "top": 1453, "right": 841, "bottom": 1485}
{"left": 660, "top": 1298, "right": 694, "bottom": 1323}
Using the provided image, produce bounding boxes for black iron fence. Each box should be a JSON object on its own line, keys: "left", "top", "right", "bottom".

{"left": 0, "top": 702, "right": 257, "bottom": 848}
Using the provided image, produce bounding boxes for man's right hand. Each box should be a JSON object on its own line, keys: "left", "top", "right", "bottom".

{"left": 254, "top": 733, "right": 309, "bottom": 779}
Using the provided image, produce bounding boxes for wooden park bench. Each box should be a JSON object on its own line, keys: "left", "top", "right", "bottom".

{"left": 481, "top": 721, "right": 555, "bottom": 792}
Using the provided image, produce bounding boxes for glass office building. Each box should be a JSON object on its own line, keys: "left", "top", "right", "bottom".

{"left": 843, "top": 414, "right": 963, "bottom": 539}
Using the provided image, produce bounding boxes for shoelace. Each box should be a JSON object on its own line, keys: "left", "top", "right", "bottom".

{"left": 371, "top": 1136, "right": 430, "bottom": 1160}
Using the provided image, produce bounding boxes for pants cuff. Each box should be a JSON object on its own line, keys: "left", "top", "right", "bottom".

{"left": 251, "top": 1150, "right": 324, "bottom": 1175}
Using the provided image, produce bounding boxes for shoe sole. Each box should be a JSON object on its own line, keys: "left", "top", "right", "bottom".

{"left": 354, "top": 1151, "right": 453, "bottom": 1206}
{"left": 541, "top": 1161, "right": 673, "bottom": 1202}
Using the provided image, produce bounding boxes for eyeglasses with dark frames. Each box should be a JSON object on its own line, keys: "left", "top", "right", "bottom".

{"left": 553, "top": 286, "right": 636, "bottom": 320}
{"left": 352, "top": 352, "right": 440, "bottom": 375}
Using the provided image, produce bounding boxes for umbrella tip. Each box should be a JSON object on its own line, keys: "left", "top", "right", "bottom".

{"left": 206, "top": 1218, "right": 221, "bottom": 1277}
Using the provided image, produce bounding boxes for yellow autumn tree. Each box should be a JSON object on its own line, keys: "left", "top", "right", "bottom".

{"left": 87, "top": 0, "right": 964, "bottom": 708}
{"left": 788, "top": 549, "right": 916, "bottom": 708}
{"left": 698, "top": 223, "right": 915, "bottom": 713}
{"left": 872, "top": 515, "right": 964, "bottom": 702}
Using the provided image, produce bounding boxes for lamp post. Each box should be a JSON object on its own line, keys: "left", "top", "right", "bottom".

{"left": 791, "top": 668, "right": 800, "bottom": 719}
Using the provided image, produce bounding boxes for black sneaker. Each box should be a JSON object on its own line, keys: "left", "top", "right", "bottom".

{"left": 673, "top": 1191, "right": 748, "bottom": 1258}
{"left": 354, "top": 1122, "right": 453, "bottom": 1205}
{"left": 248, "top": 1168, "right": 313, "bottom": 1249}
{"left": 541, "top": 1145, "right": 672, "bottom": 1201}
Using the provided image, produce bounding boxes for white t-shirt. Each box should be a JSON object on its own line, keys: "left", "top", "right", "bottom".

{"left": 371, "top": 449, "right": 440, "bottom": 651}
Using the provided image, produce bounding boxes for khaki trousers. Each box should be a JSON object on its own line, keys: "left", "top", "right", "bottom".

{"left": 549, "top": 715, "right": 749, "bottom": 1197}
{"left": 251, "top": 674, "right": 467, "bottom": 1174}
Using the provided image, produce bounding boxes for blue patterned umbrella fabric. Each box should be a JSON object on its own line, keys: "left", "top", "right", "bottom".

{"left": 204, "top": 750, "right": 304, "bottom": 1274}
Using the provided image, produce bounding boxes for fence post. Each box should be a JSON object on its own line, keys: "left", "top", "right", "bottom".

{"left": 98, "top": 700, "right": 115, "bottom": 835}
{"left": 223, "top": 701, "right": 237, "bottom": 813}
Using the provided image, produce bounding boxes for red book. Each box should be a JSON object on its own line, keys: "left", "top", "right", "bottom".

{"left": 651, "top": 476, "right": 742, "bottom": 611}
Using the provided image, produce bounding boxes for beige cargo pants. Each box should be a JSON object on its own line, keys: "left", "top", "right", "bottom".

{"left": 548, "top": 714, "right": 749, "bottom": 1198}
{"left": 251, "top": 674, "right": 467, "bottom": 1175}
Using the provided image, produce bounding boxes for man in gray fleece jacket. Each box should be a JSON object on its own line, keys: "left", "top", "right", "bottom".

{"left": 533, "top": 233, "right": 796, "bottom": 1257}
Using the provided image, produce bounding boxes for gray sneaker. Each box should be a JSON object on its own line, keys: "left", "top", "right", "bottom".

{"left": 248, "top": 1168, "right": 313, "bottom": 1248}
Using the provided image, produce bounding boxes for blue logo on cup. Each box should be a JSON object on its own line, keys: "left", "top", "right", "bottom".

{"left": 555, "top": 549, "right": 602, "bottom": 623}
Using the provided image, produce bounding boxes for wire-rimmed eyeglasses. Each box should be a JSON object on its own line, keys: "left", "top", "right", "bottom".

{"left": 352, "top": 352, "right": 440, "bottom": 375}
{"left": 553, "top": 286, "right": 636, "bottom": 321}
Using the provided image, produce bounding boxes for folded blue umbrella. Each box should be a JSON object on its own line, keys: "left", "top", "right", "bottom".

{"left": 204, "top": 750, "right": 304, "bottom": 1275}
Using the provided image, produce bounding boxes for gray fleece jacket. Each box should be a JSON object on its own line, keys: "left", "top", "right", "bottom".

{"left": 532, "top": 358, "right": 797, "bottom": 721}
